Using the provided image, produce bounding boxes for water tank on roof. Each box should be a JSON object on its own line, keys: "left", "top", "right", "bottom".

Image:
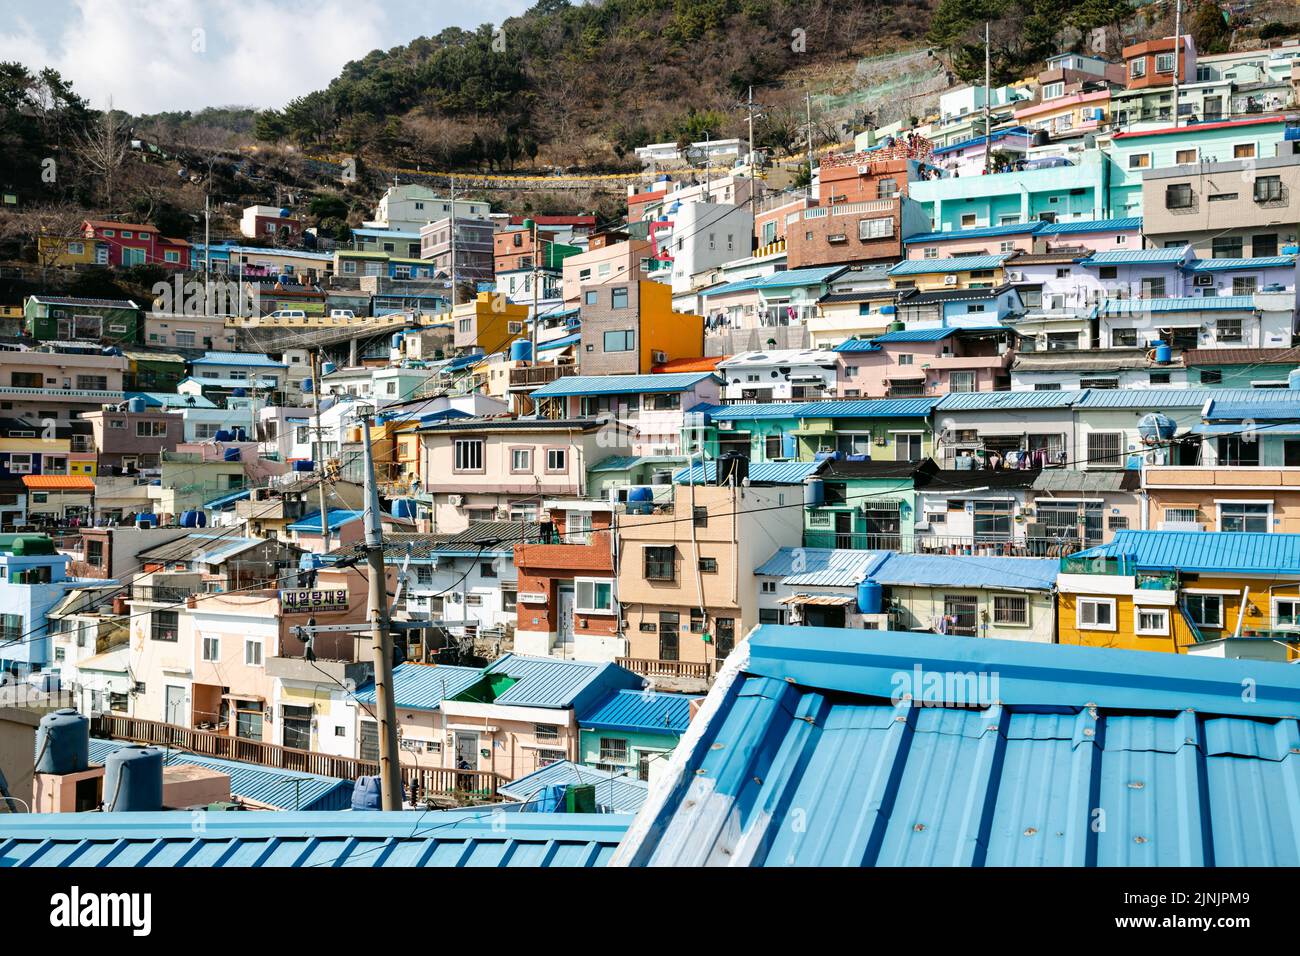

{"left": 351, "top": 776, "right": 383, "bottom": 810}
{"left": 126, "top": 397, "right": 147, "bottom": 413}
{"left": 180, "top": 510, "right": 198, "bottom": 528}
{"left": 234, "top": 427, "right": 247, "bottom": 442}
{"left": 292, "top": 459, "right": 315, "bottom": 472}
{"left": 391, "top": 332, "right": 405, "bottom": 349}
{"left": 1288, "top": 368, "right": 1300, "bottom": 391}
{"left": 509, "top": 340, "right": 532, "bottom": 362}
{"left": 857, "top": 580, "right": 884, "bottom": 615}
{"left": 1137, "top": 413, "right": 1177, "bottom": 444}
{"left": 280, "top": 208, "right": 290, "bottom": 218}
{"left": 35, "top": 709, "right": 89, "bottom": 775}
{"left": 223, "top": 447, "right": 241, "bottom": 462}
{"left": 11, "top": 535, "right": 55, "bottom": 556}
{"left": 879, "top": 305, "right": 897, "bottom": 315}
{"left": 804, "top": 478, "right": 824, "bottom": 507}
{"left": 626, "top": 486, "right": 654, "bottom": 515}
{"left": 322, "top": 362, "right": 337, "bottom": 375}
{"left": 231, "top": 388, "right": 246, "bottom": 398}
{"left": 391, "top": 497, "right": 417, "bottom": 519}
{"left": 1152, "top": 342, "right": 1173, "bottom": 365}
{"left": 213, "top": 429, "right": 233, "bottom": 443}
{"left": 716, "top": 451, "right": 749, "bottom": 486}
{"left": 103, "top": 745, "right": 164, "bottom": 812}
{"left": 887, "top": 319, "right": 906, "bottom": 333}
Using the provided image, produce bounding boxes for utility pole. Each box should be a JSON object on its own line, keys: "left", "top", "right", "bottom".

{"left": 449, "top": 178, "right": 458, "bottom": 310}
{"left": 983, "top": 22, "right": 992, "bottom": 175}
{"left": 1171, "top": 0, "right": 1183, "bottom": 129}
{"left": 804, "top": 90, "right": 815, "bottom": 185}
{"left": 361, "top": 415, "right": 403, "bottom": 810}
{"left": 527, "top": 218, "right": 540, "bottom": 362}
{"left": 746, "top": 85, "right": 757, "bottom": 171}
{"left": 311, "top": 349, "right": 330, "bottom": 553}
{"left": 203, "top": 192, "right": 210, "bottom": 317}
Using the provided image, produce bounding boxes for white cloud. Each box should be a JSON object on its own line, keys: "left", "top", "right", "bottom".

{"left": 0, "top": 0, "right": 394, "bottom": 113}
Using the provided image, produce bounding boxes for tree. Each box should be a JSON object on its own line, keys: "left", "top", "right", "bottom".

{"left": 75, "top": 98, "right": 130, "bottom": 208}
{"left": 0, "top": 201, "right": 86, "bottom": 278}
{"left": 1190, "top": 1, "right": 1231, "bottom": 56}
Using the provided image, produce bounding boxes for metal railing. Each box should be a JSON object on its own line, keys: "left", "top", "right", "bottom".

{"left": 616, "top": 657, "right": 715, "bottom": 680}
{"left": 804, "top": 530, "right": 1088, "bottom": 557}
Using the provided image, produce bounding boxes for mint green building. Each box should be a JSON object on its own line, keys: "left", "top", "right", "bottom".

{"left": 576, "top": 688, "right": 695, "bottom": 780}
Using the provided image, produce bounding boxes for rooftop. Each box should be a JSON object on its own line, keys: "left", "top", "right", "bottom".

{"left": 579, "top": 687, "right": 696, "bottom": 735}
{"left": 498, "top": 761, "right": 650, "bottom": 814}
{"left": 672, "top": 461, "right": 824, "bottom": 485}
{"left": 1072, "top": 529, "right": 1300, "bottom": 575}
{"left": 531, "top": 372, "right": 717, "bottom": 398}
{"left": 888, "top": 254, "right": 1011, "bottom": 276}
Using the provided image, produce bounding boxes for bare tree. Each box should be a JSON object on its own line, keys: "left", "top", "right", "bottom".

{"left": 75, "top": 98, "right": 130, "bottom": 209}
{"left": 0, "top": 201, "right": 88, "bottom": 279}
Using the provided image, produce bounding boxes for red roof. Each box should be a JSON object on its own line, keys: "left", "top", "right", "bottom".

{"left": 652, "top": 356, "right": 726, "bottom": 373}
{"left": 508, "top": 215, "right": 597, "bottom": 227}
{"left": 84, "top": 219, "right": 160, "bottom": 233}
{"left": 1113, "top": 116, "right": 1285, "bottom": 140}
{"left": 628, "top": 189, "right": 668, "bottom": 207}
{"left": 22, "top": 475, "right": 95, "bottom": 491}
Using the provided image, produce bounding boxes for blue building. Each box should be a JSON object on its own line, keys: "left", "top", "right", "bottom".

{"left": 0, "top": 534, "right": 95, "bottom": 670}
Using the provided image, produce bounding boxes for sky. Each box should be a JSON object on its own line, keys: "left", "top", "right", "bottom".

{"left": 0, "top": 0, "right": 536, "bottom": 115}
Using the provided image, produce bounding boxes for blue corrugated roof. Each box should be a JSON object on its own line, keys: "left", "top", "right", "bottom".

{"left": 1072, "top": 529, "right": 1300, "bottom": 575}
{"left": 832, "top": 338, "right": 882, "bottom": 352}
{"left": 903, "top": 221, "right": 1040, "bottom": 244}
{"left": 203, "top": 487, "right": 250, "bottom": 510}
{"left": 578, "top": 688, "right": 696, "bottom": 735}
{"left": 755, "top": 547, "right": 892, "bottom": 586}
{"left": 1205, "top": 398, "right": 1300, "bottom": 421}
{"left": 499, "top": 760, "right": 650, "bottom": 814}
{"left": 1097, "top": 296, "right": 1256, "bottom": 315}
{"left": 1075, "top": 387, "right": 1270, "bottom": 410}
{"left": 483, "top": 654, "right": 643, "bottom": 710}
{"left": 612, "top": 627, "right": 1300, "bottom": 866}
{"left": 930, "top": 125, "right": 1029, "bottom": 156}
{"left": 537, "top": 332, "right": 580, "bottom": 351}
{"left": 870, "top": 327, "right": 963, "bottom": 343}
{"left": 589, "top": 455, "right": 642, "bottom": 473}
{"left": 868, "top": 552, "right": 1058, "bottom": 590}
{"left": 1035, "top": 216, "right": 1142, "bottom": 235}
{"left": 673, "top": 461, "right": 823, "bottom": 485}
{"left": 286, "top": 509, "right": 363, "bottom": 533}
{"left": 192, "top": 351, "right": 287, "bottom": 368}
{"left": 84, "top": 738, "right": 353, "bottom": 811}
{"left": 936, "top": 390, "right": 1086, "bottom": 411}
{"left": 532, "top": 372, "right": 715, "bottom": 398}
{"left": 356, "top": 662, "right": 482, "bottom": 711}
{"left": 1185, "top": 255, "right": 1297, "bottom": 272}
{"left": 700, "top": 266, "right": 847, "bottom": 298}
{"left": 706, "top": 398, "right": 939, "bottom": 421}
{"left": 0, "top": 810, "right": 630, "bottom": 867}
{"left": 126, "top": 391, "right": 217, "bottom": 409}
{"left": 1082, "top": 246, "right": 1189, "bottom": 266}
{"left": 888, "top": 254, "right": 1010, "bottom": 276}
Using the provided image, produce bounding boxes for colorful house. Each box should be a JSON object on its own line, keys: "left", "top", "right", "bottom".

{"left": 576, "top": 688, "right": 695, "bottom": 780}
{"left": 23, "top": 295, "right": 141, "bottom": 346}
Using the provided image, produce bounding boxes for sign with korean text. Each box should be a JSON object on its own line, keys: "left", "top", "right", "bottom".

{"left": 280, "top": 587, "right": 349, "bottom": 613}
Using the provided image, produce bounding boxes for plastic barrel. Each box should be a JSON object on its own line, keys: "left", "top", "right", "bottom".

{"left": 35, "top": 709, "right": 90, "bottom": 775}
{"left": 857, "top": 580, "right": 884, "bottom": 615}
{"left": 103, "top": 745, "right": 165, "bottom": 811}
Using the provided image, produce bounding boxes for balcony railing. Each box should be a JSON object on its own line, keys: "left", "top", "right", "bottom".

{"left": 805, "top": 529, "right": 1089, "bottom": 557}
{"left": 508, "top": 364, "right": 574, "bottom": 390}
{"left": 91, "top": 715, "right": 508, "bottom": 800}
{"left": 616, "top": 657, "right": 715, "bottom": 680}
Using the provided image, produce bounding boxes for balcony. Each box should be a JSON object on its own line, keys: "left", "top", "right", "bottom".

{"left": 508, "top": 364, "right": 574, "bottom": 391}
{"left": 804, "top": 529, "right": 1089, "bottom": 557}
{"left": 616, "top": 656, "right": 715, "bottom": 681}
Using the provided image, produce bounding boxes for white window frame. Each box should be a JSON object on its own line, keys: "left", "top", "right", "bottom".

{"left": 1134, "top": 607, "right": 1170, "bottom": 636}
{"left": 454, "top": 439, "right": 484, "bottom": 472}
{"left": 202, "top": 636, "right": 220, "bottom": 661}
{"left": 574, "top": 577, "right": 615, "bottom": 615}
{"left": 1076, "top": 596, "right": 1116, "bottom": 631}
{"left": 1215, "top": 499, "right": 1272, "bottom": 533}
{"left": 546, "top": 448, "right": 567, "bottom": 471}
{"left": 992, "top": 593, "right": 1029, "bottom": 627}
{"left": 1272, "top": 596, "right": 1300, "bottom": 631}
{"left": 244, "top": 638, "right": 264, "bottom": 667}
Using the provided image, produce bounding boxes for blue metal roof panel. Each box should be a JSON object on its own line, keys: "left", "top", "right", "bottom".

{"left": 286, "top": 509, "right": 364, "bottom": 533}
{"left": 867, "top": 553, "right": 1058, "bottom": 590}
{"left": 191, "top": 351, "right": 288, "bottom": 368}
{"left": 484, "top": 655, "right": 642, "bottom": 709}
{"left": 1204, "top": 398, "right": 1300, "bottom": 421}
{"left": 832, "top": 338, "right": 883, "bottom": 352}
{"left": 888, "top": 254, "right": 1010, "bottom": 275}
{"left": 0, "top": 811, "right": 630, "bottom": 867}
{"left": 611, "top": 627, "right": 1300, "bottom": 867}
{"left": 936, "top": 390, "right": 1087, "bottom": 411}
{"left": 1082, "top": 246, "right": 1189, "bottom": 266}
{"left": 1097, "top": 296, "right": 1257, "bottom": 315}
{"left": 1035, "top": 216, "right": 1142, "bottom": 235}
{"left": 537, "top": 332, "right": 581, "bottom": 351}
{"left": 498, "top": 761, "right": 650, "bottom": 813}
{"left": 903, "top": 222, "right": 1042, "bottom": 244}
{"left": 578, "top": 688, "right": 696, "bottom": 735}
{"left": 1186, "top": 255, "right": 1297, "bottom": 272}
{"left": 673, "top": 461, "right": 823, "bottom": 485}
{"left": 589, "top": 455, "right": 642, "bottom": 473}
{"left": 531, "top": 372, "right": 714, "bottom": 398}
{"left": 869, "top": 327, "right": 962, "bottom": 342}
{"left": 755, "top": 547, "right": 892, "bottom": 586}
{"left": 1072, "top": 529, "right": 1300, "bottom": 575}
{"left": 705, "top": 398, "right": 938, "bottom": 421}
{"left": 202, "top": 488, "right": 251, "bottom": 510}
{"left": 126, "top": 391, "right": 218, "bottom": 409}
{"left": 355, "top": 662, "right": 483, "bottom": 711}
{"left": 1074, "top": 387, "right": 1273, "bottom": 410}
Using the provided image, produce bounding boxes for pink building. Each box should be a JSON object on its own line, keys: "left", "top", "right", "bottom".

{"left": 836, "top": 326, "right": 1013, "bottom": 398}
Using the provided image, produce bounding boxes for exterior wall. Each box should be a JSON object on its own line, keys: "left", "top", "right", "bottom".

{"left": 577, "top": 728, "right": 679, "bottom": 775}
{"left": 786, "top": 198, "right": 912, "bottom": 268}
{"left": 579, "top": 281, "right": 703, "bottom": 376}
{"left": 142, "top": 313, "right": 238, "bottom": 351}
{"left": 906, "top": 230, "right": 1037, "bottom": 260}
{"left": 839, "top": 340, "right": 1008, "bottom": 398}
{"left": 451, "top": 292, "right": 529, "bottom": 352}
{"left": 563, "top": 239, "right": 653, "bottom": 304}
{"left": 1143, "top": 472, "right": 1300, "bottom": 534}
{"left": 909, "top": 152, "right": 1107, "bottom": 230}
{"left": 886, "top": 584, "right": 1056, "bottom": 642}
{"left": 666, "top": 203, "right": 755, "bottom": 294}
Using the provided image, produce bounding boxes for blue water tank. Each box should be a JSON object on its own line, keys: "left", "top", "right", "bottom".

{"left": 391, "top": 497, "right": 416, "bottom": 519}
{"left": 180, "top": 510, "right": 198, "bottom": 528}
{"left": 1137, "top": 412, "right": 1177, "bottom": 443}
{"left": 302, "top": 378, "right": 314, "bottom": 393}
{"left": 223, "top": 447, "right": 242, "bottom": 462}
{"left": 292, "top": 459, "right": 315, "bottom": 472}
{"left": 814, "top": 450, "right": 842, "bottom": 462}
{"left": 195, "top": 510, "right": 207, "bottom": 528}
{"left": 35, "top": 709, "right": 89, "bottom": 775}
{"left": 857, "top": 580, "right": 884, "bottom": 615}
{"left": 234, "top": 427, "right": 248, "bottom": 442}
{"left": 322, "top": 362, "right": 337, "bottom": 375}
{"left": 1288, "top": 368, "right": 1300, "bottom": 391}
{"left": 627, "top": 486, "right": 654, "bottom": 515}
{"left": 804, "top": 478, "right": 825, "bottom": 507}
{"left": 213, "top": 429, "right": 233, "bottom": 443}
{"left": 509, "top": 340, "right": 532, "bottom": 362}
{"left": 126, "top": 397, "right": 147, "bottom": 414}
{"left": 390, "top": 332, "right": 404, "bottom": 349}
{"left": 351, "top": 775, "right": 383, "bottom": 810}
{"left": 231, "top": 388, "right": 246, "bottom": 398}
{"left": 879, "top": 305, "right": 897, "bottom": 315}
{"left": 103, "top": 745, "right": 164, "bottom": 812}
{"left": 1153, "top": 342, "right": 1172, "bottom": 364}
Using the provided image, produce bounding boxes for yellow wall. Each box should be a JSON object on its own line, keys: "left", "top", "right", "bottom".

{"left": 638, "top": 281, "right": 703, "bottom": 373}
{"left": 462, "top": 292, "right": 530, "bottom": 354}
{"left": 37, "top": 236, "right": 98, "bottom": 267}
{"left": 1059, "top": 576, "right": 1300, "bottom": 658}
{"left": 891, "top": 268, "right": 1005, "bottom": 292}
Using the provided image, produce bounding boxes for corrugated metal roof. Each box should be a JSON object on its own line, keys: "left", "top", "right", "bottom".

{"left": 1082, "top": 246, "right": 1188, "bottom": 266}
{"left": 936, "top": 390, "right": 1086, "bottom": 411}
{"left": 203, "top": 488, "right": 251, "bottom": 510}
{"left": 483, "top": 655, "right": 643, "bottom": 709}
{"left": 871, "top": 326, "right": 1001, "bottom": 343}
{"left": 903, "top": 222, "right": 1041, "bottom": 244}
{"left": 537, "top": 332, "right": 580, "bottom": 351}
{"left": 1204, "top": 398, "right": 1300, "bottom": 421}
{"left": 705, "top": 398, "right": 938, "bottom": 421}
{"left": 589, "top": 455, "right": 642, "bottom": 473}
{"left": 1190, "top": 422, "right": 1300, "bottom": 436}
{"left": 578, "top": 688, "right": 696, "bottom": 735}
{"left": 1031, "top": 469, "right": 1139, "bottom": 493}
{"left": 286, "top": 509, "right": 363, "bottom": 533}
{"left": 1074, "top": 529, "right": 1300, "bottom": 574}
{"left": 0, "top": 811, "right": 629, "bottom": 867}
{"left": 672, "top": 461, "right": 823, "bottom": 485}
{"left": 888, "top": 254, "right": 1010, "bottom": 276}
{"left": 755, "top": 547, "right": 891, "bottom": 586}
{"left": 612, "top": 627, "right": 1300, "bottom": 867}
{"left": 1185, "top": 255, "right": 1297, "bottom": 272}
{"left": 1096, "top": 296, "right": 1257, "bottom": 315}
{"left": 532, "top": 372, "right": 715, "bottom": 398}
{"left": 1035, "top": 216, "right": 1142, "bottom": 235}
{"left": 21, "top": 475, "right": 95, "bottom": 491}
{"left": 868, "top": 553, "right": 1058, "bottom": 590}
{"left": 832, "top": 338, "right": 882, "bottom": 352}
{"left": 356, "top": 662, "right": 483, "bottom": 711}
{"left": 84, "top": 739, "right": 353, "bottom": 811}
{"left": 498, "top": 761, "right": 650, "bottom": 813}
{"left": 701, "top": 266, "right": 847, "bottom": 297}
{"left": 192, "top": 351, "right": 287, "bottom": 368}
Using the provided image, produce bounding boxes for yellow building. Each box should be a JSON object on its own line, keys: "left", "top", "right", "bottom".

{"left": 1057, "top": 530, "right": 1300, "bottom": 660}
{"left": 888, "top": 255, "right": 1008, "bottom": 292}
{"left": 37, "top": 235, "right": 101, "bottom": 268}
{"left": 451, "top": 291, "right": 530, "bottom": 354}
{"left": 637, "top": 281, "right": 703, "bottom": 374}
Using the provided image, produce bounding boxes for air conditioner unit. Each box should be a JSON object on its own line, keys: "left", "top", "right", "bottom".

{"left": 448, "top": 494, "right": 464, "bottom": 507}
{"left": 495, "top": 506, "right": 510, "bottom": 519}
{"left": 1006, "top": 271, "right": 1023, "bottom": 282}
{"left": 857, "top": 165, "right": 871, "bottom": 175}
{"left": 1193, "top": 274, "right": 1213, "bottom": 287}
{"left": 652, "top": 350, "right": 667, "bottom": 364}
{"left": 944, "top": 274, "right": 958, "bottom": 285}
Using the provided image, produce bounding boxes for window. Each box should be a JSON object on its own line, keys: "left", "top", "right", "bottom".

{"left": 859, "top": 217, "right": 893, "bottom": 240}
{"left": 765, "top": 435, "right": 785, "bottom": 459}
{"left": 151, "top": 610, "right": 178, "bottom": 642}
{"left": 1135, "top": 607, "right": 1170, "bottom": 636}
{"left": 282, "top": 705, "right": 312, "bottom": 750}
{"left": 1254, "top": 176, "right": 1282, "bottom": 203}
{"left": 1233, "top": 143, "right": 1256, "bottom": 159}
{"left": 1087, "top": 432, "right": 1124, "bottom": 468}
{"left": 973, "top": 501, "right": 1012, "bottom": 541}
{"left": 1112, "top": 329, "right": 1138, "bottom": 347}
{"left": 761, "top": 580, "right": 778, "bottom": 593}
{"left": 454, "top": 439, "right": 483, "bottom": 472}
{"left": 1140, "top": 276, "right": 1165, "bottom": 298}
{"left": 1127, "top": 153, "right": 1151, "bottom": 170}
{"left": 948, "top": 371, "right": 975, "bottom": 393}
{"left": 644, "top": 546, "right": 676, "bottom": 581}
{"left": 611, "top": 287, "right": 629, "bottom": 309}
{"left": 1218, "top": 501, "right": 1270, "bottom": 533}
{"left": 1200, "top": 369, "right": 1223, "bottom": 385}
{"left": 546, "top": 448, "right": 566, "bottom": 471}
{"left": 135, "top": 421, "right": 167, "bottom": 438}
{"left": 245, "top": 639, "right": 263, "bottom": 666}
{"left": 359, "top": 721, "right": 379, "bottom": 760}
{"left": 511, "top": 448, "right": 531, "bottom": 472}
{"left": 7, "top": 453, "right": 32, "bottom": 474}
{"left": 698, "top": 557, "right": 718, "bottom": 573}
{"left": 480, "top": 561, "right": 497, "bottom": 579}
{"left": 1077, "top": 597, "right": 1115, "bottom": 631}
{"left": 603, "top": 330, "right": 634, "bottom": 352}
{"left": 599, "top": 738, "right": 629, "bottom": 763}
{"left": 1231, "top": 276, "right": 1257, "bottom": 296}
{"left": 575, "top": 578, "right": 614, "bottom": 614}
{"left": 1209, "top": 192, "right": 1237, "bottom": 202}
{"left": 961, "top": 214, "right": 977, "bottom": 227}
{"left": 1274, "top": 598, "right": 1300, "bottom": 630}
{"left": 534, "top": 723, "right": 560, "bottom": 742}
{"left": 1099, "top": 266, "right": 1118, "bottom": 280}
{"left": 898, "top": 353, "right": 913, "bottom": 366}
{"left": 1184, "top": 593, "right": 1224, "bottom": 629}
{"left": 877, "top": 178, "right": 898, "bottom": 198}
{"left": 1215, "top": 319, "right": 1242, "bottom": 343}
{"left": 1174, "top": 149, "right": 1197, "bottom": 164}
{"left": 1212, "top": 236, "right": 1243, "bottom": 259}
{"left": 1165, "top": 184, "right": 1193, "bottom": 209}
{"left": 201, "top": 636, "right": 219, "bottom": 661}
{"left": 1079, "top": 378, "right": 1119, "bottom": 390}
{"left": 1129, "top": 59, "right": 1146, "bottom": 79}
{"left": 1155, "top": 52, "right": 1175, "bottom": 73}
{"left": 1042, "top": 81, "right": 1064, "bottom": 99}
{"left": 993, "top": 594, "right": 1028, "bottom": 626}
{"left": 0, "top": 614, "right": 22, "bottom": 642}
{"left": 1252, "top": 234, "right": 1278, "bottom": 258}
{"left": 76, "top": 375, "right": 109, "bottom": 390}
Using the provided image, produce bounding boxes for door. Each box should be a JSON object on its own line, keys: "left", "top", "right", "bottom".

{"left": 164, "top": 685, "right": 186, "bottom": 726}
{"left": 895, "top": 433, "right": 922, "bottom": 461}
{"left": 835, "top": 511, "right": 855, "bottom": 550}
{"left": 557, "top": 586, "right": 575, "bottom": 648}
{"left": 454, "top": 731, "right": 479, "bottom": 792}
{"left": 714, "top": 618, "right": 735, "bottom": 661}
{"left": 658, "top": 612, "right": 680, "bottom": 661}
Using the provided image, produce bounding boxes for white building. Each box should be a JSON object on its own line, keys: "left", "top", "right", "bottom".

{"left": 366, "top": 184, "right": 492, "bottom": 232}
{"left": 658, "top": 202, "right": 755, "bottom": 295}
{"left": 716, "top": 349, "right": 839, "bottom": 402}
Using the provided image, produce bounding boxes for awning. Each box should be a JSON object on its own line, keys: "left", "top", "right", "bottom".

{"left": 204, "top": 487, "right": 251, "bottom": 509}
{"left": 1191, "top": 422, "right": 1300, "bottom": 436}
{"left": 885, "top": 372, "right": 925, "bottom": 380}
{"left": 778, "top": 593, "right": 856, "bottom": 606}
